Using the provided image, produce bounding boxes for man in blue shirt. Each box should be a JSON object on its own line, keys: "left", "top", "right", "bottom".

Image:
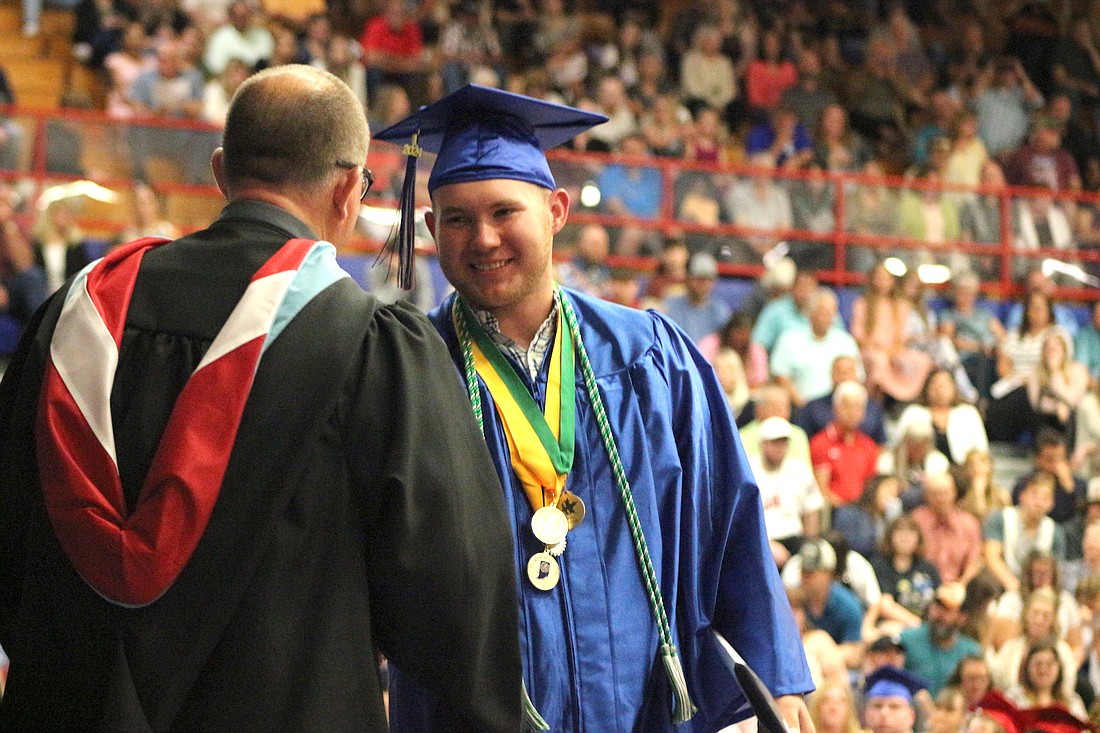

{"left": 664, "top": 252, "right": 732, "bottom": 343}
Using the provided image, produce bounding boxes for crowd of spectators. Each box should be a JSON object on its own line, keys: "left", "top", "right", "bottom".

{"left": 6, "top": 0, "right": 1100, "bottom": 729}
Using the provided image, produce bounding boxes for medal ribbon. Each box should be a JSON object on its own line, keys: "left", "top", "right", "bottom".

{"left": 36, "top": 236, "right": 347, "bottom": 608}
{"left": 456, "top": 296, "right": 575, "bottom": 512}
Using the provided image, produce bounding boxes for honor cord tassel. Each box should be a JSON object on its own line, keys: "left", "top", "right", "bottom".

{"left": 523, "top": 681, "right": 551, "bottom": 732}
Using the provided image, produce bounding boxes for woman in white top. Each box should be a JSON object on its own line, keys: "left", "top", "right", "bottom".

{"left": 990, "top": 589, "right": 1081, "bottom": 710}
{"left": 894, "top": 368, "right": 988, "bottom": 465}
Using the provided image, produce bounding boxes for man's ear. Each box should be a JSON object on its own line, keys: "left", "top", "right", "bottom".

{"left": 333, "top": 165, "right": 361, "bottom": 222}
{"left": 211, "top": 148, "right": 229, "bottom": 200}
{"left": 424, "top": 209, "right": 436, "bottom": 241}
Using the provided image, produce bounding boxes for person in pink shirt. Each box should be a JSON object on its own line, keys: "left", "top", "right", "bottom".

{"left": 745, "top": 28, "right": 797, "bottom": 114}
{"left": 910, "top": 471, "right": 983, "bottom": 585}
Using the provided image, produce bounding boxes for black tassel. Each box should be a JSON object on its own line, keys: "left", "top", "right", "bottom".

{"left": 394, "top": 131, "right": 421, "bottom": 290}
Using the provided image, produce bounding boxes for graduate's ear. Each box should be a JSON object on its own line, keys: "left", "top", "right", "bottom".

{"left": 548, "top": 188, "right": 570, "bottom": 235}
{"left": 424, "top": 208, "right": 436, "bottom": 241}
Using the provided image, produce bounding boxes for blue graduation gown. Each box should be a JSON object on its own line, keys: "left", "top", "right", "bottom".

{"left": 391, "top": 289, "right": 813, "bottom": 732}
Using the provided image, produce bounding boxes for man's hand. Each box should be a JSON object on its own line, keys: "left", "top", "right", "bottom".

{"left": 776, "top": 694, "right": 815, "bottom": 733}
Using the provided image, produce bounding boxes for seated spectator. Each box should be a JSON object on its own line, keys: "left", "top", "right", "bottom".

{"left": 103, "top": 22, "right": 151, "bottom": 120}
{"left": 807, "top": 678, "right": 865, "bottom": 733}
{"left": 750, "top": 416, "right": 824, "bottom": 568}
{"left": 1074, "top": 572, "right": 1100, "bottom": 710}
{"left": 738, "top": 255, "right": 795, "bottom": 334}
{"left": 595, "top": 134, "right": 661, "bottom": 219}
{"left": 1072, "top": 380, "right": 1100, "bottom": 477}
{"left": 894, "top": 369, "right": 988, "bottom": 466}
{"left": 724, "top": 153, "right": 793, "bottom": 263}
{"left": 532, "top": 0, "right": 584, "bottom": 94}
{"left": 928, "top": 687, "right": 969, "bottom": 733}
{"left": 0, "top": 183, "right": 46, "bottom": 341}
{"left": 851, "top": 263, "right": 934, "bottom": 404}
{"left": 1014, "top": 189, "right": 1076, "bottom": 264}
{"left": 589, "top": 76, "right": 639, "bottom": 151}
{"left": 772, "top": 288, "right": 861, "bottom": 408}
{"left": 869, "top": 514, "right": 941, "bottom": 630}
{"left": 438, "top": 1, "right": 504, "bottom": 94}
{"left": 1027, "top": 331, "right": 1089, "bottom": 438}
{"left": 682, "top": 105, "right": 728, "bottom": 163}
{"left": 958, "top": 161, "right": 1008, "bottom": 278}
{"left": 72, "top": 0, "right": 138, "bottom": 69}
{"left": 201, "top": 57, "right": 251, "bottom": 127}
{"left": 956, "top": 449, "right": 1012, "bottom": 524}
{"left": 795, "top": 538, "right": 865, "bottom": 669}
{"left": 995, "top": 619, "right": 1084, "bottom": 716}
{"left": 911, "top": 470, "right": 984, "bottom": 586}
{"left": 989, "top": 550, "right": 1082, "bottom": 657}
{"left": 30, "top": 199, "right": 93, "bottom": 295}
{"left": 795, "top": 354, "right": 887, "bottom": 444}
{"left": 715, "top": 312, "right": 768, "bottom": 390}
{"left": 846, "top": 160, "right": 898, "bottom": 257}
{"left": 203, "top": 0, "right": 274, "bottom": 75}
{"left": 900, "top": 582, "right": 983, "bottom": 695}
{"left": 1004, "top": 113, "right": 1081, "bottom": 192}
{"left": 1003, "top": 270, "right": 1081, "bottom": 337}
{"left": 910, "top": 91, "right": 957, "bottom": 170}
{"left": 1010, "top": 429, "right": 1087, "bottom": 527}
{"left": 116, "top": 182, "right": 180, "bottom": 243}
{"left": 639, "top": 235, "right": 687, "bottom": 308}
{"left": 789, "top": 163, "right": 837, "bottom": 271}
{"left": 813, "top": 103, "right": 871, "bottom": 174}
{"left": 0, "top": 66, "right": 21, "bottom": 172}
{"left": 844, "top": 37, "right": 913, "bottom": 151}
{"left": 988, "top": 292, "right": 1072, "bottom": 443}
{"left": 985, "top": 472, "right": 1065, "bottom": 594}
{"left": 744, "top": 28, "right": 797, "bottom": 115}
{"left": 127, "top": 41, "right": 209, "bottom": 184}
{"left": 971, "top": 56, "right": 1045, "bottom": 159}
{"left": 679, "top": 24, "right": 737, "bottom": 119}
{"left": 555, "top": 224, "right": 611, "bottom": 299}
{"left": 946, "top": 109, "right": 989, "bottom": 190}
{"left": 896, "top": 164, "right": 962, "bottom": 267}
{"left": 324, "top": 35, "right": 367, "bottom": 111}
{"left": 752, "top": 267, "right": 818, "bottom": 354}
{"left": 662, "top": 252, "right": 730, "bottom": 345}
{"left": 835, "top": 474, "right": 903, "bottom": 560}
{"left": 745, "top": 106, "right": 814, "bottom": 170}
{"left": 782, "top": 49, "right": 837, "bottom": 134}
{"left": 810, "top": 380, "right": 880, "bottom": 508}
{"left": 889, "top": 412, "right": 950, "bottom": 512}
{"left": 740, "top": 383, "right": 811, "bottom": 464}
{"left": 639, "top": 93, "right": 688, "bottom": 160}
{"left": 945, "top": 655, "right": 995, "bottom": 710}
{"left": 1074, "top": 301, "right": 1100, "bottom": 385}
{"left": 939, "top": 272, "right": 1005, "bottom": 401}
{"left": 788, "top": 587, "right": 853, "bottom": 689}
{"left": 897, "top": 274, "right": 977, "bottom": 403}
{"left": 359, "top": 0, "right": 430, "bottom": 104}
{"left": 713, "top": 348, "right": 750, "bottom": 419}
{"left": 1062, "top": 512, "right": 1100, "bottom": 596}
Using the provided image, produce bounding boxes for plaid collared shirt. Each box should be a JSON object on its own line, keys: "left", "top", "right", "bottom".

{"left": 472, "top": 298, "right": 559, "bottom": 382}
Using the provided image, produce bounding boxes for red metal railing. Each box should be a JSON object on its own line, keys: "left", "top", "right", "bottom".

{"left": 3, "top": 104, "right": 1100, "bottom": 301}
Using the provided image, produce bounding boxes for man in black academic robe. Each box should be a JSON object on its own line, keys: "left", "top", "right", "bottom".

{"left": 0, "top": 65, "right": 522, "bottom": 732}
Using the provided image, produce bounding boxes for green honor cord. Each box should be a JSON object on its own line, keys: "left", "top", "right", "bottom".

{"left": 455, "top": 290, "right": 697, "bottom": 727}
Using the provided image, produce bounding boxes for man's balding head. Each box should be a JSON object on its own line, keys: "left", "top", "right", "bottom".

{"left": 221, "top": 65, "right": 369, "bottom": 196}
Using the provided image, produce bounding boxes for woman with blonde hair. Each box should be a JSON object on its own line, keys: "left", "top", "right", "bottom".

{"left": 988, "top": 588, "right": 1079, "bottom": 701}
{"left": 1028, "top": 330, "right": 1090, "bottom": 438}
{"left": 957, "top": 449, "right": 1011, "bottom": 522}
{"left": 808, "top": 678, "right": 866, "bottom": 733}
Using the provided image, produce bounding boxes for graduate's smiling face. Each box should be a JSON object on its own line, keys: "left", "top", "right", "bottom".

{"left": 427, "top": 178, "right": 569, "bottom": 317}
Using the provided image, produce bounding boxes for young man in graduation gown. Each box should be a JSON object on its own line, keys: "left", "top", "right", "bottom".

{"left": 377, "top": 85, "right": 815, "bottom": 733}
{"left": 0, "top": 66, "right": 522, "bottom": 732}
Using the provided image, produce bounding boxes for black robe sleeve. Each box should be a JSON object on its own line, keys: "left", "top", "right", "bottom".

{"left": 344, "top": 301, "right": 523, "bottom": 733}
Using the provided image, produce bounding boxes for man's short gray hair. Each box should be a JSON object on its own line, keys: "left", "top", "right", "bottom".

{"left": 833, "top": 380, "right": 867, "bottom": 408}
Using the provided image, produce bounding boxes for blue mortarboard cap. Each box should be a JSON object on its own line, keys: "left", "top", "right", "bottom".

{"left": 864, "top": 665, "right": 929, "bottom": 704}
{"left": 371, "top": 85, "right": 607, "bottom": 290}
{"left": 374, "top": 84, "right": 608, "bottom": 192}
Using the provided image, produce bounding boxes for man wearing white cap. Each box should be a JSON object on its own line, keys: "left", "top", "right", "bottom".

{"left": 750, "top": 416, "right": 824, "bottom": 567}
{"left": 375, "top": 84, "right": 815, "bottom": 733}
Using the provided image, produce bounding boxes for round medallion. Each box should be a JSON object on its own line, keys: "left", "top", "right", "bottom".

{"left": 559, "top": 492, "right": 586, "bottom": 529}
{"left": 527, "top": 551, "right": 560, "bottom": 590}
{"left": 531, "top": 506, "right": 569, "bottom": 546}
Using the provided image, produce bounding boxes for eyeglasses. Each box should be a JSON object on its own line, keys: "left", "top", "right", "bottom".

{"left": 336, "top": 160, "right": 374, "bottom": 201}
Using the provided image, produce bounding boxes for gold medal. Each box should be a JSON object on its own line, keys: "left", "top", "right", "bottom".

{"left": 527, "top": 551, "right": 560, "bottom": 590}
{"left": 559, "top": 491, "right": 586, "bottom": 529}
{"left": 531, "top": 505, "right": 569, "bottom": 546}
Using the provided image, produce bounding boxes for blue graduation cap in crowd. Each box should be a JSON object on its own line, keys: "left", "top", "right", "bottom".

{"left": 864, "top": 665, "right": 930, "bottom": 704}
{"left": 372, "top": 84, "right": 607, "bottom": 288}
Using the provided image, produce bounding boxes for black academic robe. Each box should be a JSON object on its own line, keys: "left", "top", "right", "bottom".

{"left": 0, "top": 201, "right": 522, "bottom": 732}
